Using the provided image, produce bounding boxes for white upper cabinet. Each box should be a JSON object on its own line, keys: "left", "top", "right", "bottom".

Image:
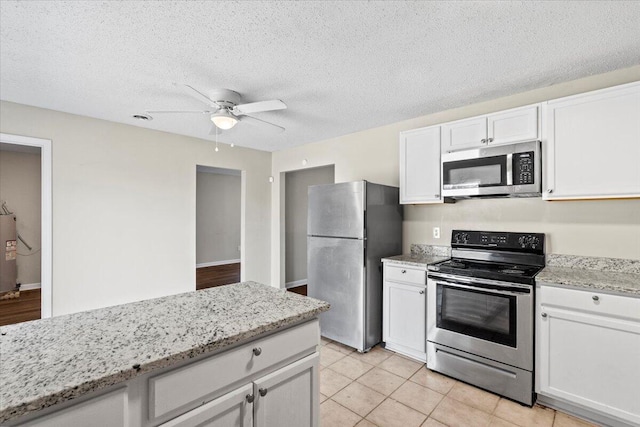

{"left": 487, "top": 105, "right": 540, "bottom": 146}
{"left": 441, "top": 116, "right": 487, "bottom": 152}
{"left": 441, "top": 104, "right": 540, "bottom": 153}
{"left": 399, "top": 125, "right": 442, "bottom": 204}
{"left": 543, "top": 82, "right": 640, "bottom": 200}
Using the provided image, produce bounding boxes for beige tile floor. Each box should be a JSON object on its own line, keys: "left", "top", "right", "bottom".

{"left": 319, "top": 337, "right": 599, "bottom": 427}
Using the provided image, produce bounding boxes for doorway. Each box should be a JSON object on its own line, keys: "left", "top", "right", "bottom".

{"left": 284, "top": 165, "right": 334, "bottom": 295}
{"left": 0, "top": 133, "right": 52, "bottom": 324}
{"left": 195, "top": 165, "right": 242, "bottom": 289}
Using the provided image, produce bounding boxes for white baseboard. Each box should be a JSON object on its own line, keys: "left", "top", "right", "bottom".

{"left": 20, "top": 282, "right": 41, "bottom": 290}
{"left": 285, "top": 279, "right": 307, "bottom": 289}
{"left": 196, "top": 259, "right": 241, "bottom": 269}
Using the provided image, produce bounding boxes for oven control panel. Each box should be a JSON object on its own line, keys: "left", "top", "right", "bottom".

{"left": 452, "top": 230, "right": 545, "bottom": 253}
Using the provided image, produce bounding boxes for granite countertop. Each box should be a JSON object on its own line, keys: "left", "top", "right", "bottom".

{"left": 382, "top": 244, "right": 451, "bottom": 268}
{"left": 537, "top": 254, "right": 640, "bottom": 296}
{"left": 382, "top": 254, "right": 449, "bottom": 268}
{"left": 0, "top": 281, "right": 330, "bottom": 423}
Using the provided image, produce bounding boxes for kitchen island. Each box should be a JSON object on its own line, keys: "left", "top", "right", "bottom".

{"left": 0, "top": 281, "right": 329, "bottom": 426}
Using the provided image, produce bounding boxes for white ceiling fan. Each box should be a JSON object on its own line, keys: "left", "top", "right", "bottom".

{"left": 147, "top": 84, "right": 287, "bottom": 134}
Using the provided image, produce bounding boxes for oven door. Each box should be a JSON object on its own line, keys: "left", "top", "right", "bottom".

{"left": 427, "top": 273, "right": 533, "bottom": 370}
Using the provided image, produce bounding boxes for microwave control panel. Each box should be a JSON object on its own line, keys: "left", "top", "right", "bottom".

{"left": 513, "top": 152, "right": 535, "bottom": 185}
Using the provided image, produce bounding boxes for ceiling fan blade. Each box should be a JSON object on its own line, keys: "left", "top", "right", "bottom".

{"left": 232, "top": 100, "right": 287, "bottom": 115}
{"left": 146, "top": 110, "right": 212, "bottom": 114}
{"left": 241, "top": 115, "right": 285, "bottom": 133}
{"left": 180, "top": 84, "right": 221, "bottom": 108}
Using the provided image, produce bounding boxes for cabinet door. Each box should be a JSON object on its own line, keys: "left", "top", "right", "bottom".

{"left": 383, "top": 280, "right": 426, "bottom": 361}
{"left": 537, "top": 305, "right": 640, "bottom": 425}
{"left": 487, "top": 104, "right": 539, "bottom": 145}
{"left": 441, "top": 116, "right": 487, "bottom": 152}
{"left": 399, "top": 126, "right": 442, "bottom": 204}
{"left": 159, "top": 384, "right": 253, "bottom": 427}
{"left": 543, "top": 82, "right": 640, "bottom": 200}
{"left": 254, "top": 353, "right": 319, "bottom": 427}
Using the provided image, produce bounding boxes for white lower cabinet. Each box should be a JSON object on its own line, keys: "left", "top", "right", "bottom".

{"left": 253, "top": 354, "right": 318, "bottom": 427}
{"left": 16, "top": 388, "right": 128, "bottom": 427}
{"left": 536, "top": 284, "right": 640, "bottom": 426}
{"left": 160, "top": 384, "right": 253, "bottom": 427}
{"left": 162, "top": 354, "right": 319, "bottom": 427}
{"left": 383, "top": 263, "right": 427, "bottom": 362}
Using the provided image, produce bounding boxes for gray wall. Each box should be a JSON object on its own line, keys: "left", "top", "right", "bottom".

{"left": 0, "top": 149, "right": 41, "bottom": 286}
{"left": 196, "top": 169, "right": 241, "bottom": 265}
{"left": 285, "top": 166, "right": 334, "bottom": 285}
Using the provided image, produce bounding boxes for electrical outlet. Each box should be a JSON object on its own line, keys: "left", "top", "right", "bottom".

{"left": 433, "top": 227, "right": 440, "bottom": 239}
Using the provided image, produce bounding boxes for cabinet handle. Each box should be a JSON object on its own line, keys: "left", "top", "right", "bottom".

{"left": 541, "top": 312, "right": 548, "bottom": 318}
{"left": 592, "top": 295, "right": 599, "bottom": 301}
{"left": 547, "top": 189, "right": 553, "bottom": 194}
{"left": 401, "top": 270, "right": 407, "bottom": 274}
{"left": 419, "top": 290, "right": 425, "bottom": 295}
{"left": 487, "top": 137, "right": 494, "bottom": 143}
{"left": 434, "top": 194, "right": 440, "bottom": 198}
{"left": 259, "top": 388, "right": 268, "bottom": 397}
{"left": 253, "top": 347, "right": 262, "bottom": 356}
{"left": 481, "top": 138, "right": 487, "bottom": 144}
{"left": 246, "top": 394, "right": 255, "bottom": 403}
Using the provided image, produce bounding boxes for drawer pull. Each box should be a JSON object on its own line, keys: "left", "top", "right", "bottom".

{"left": 246, "top": 394, "right": 255, "bottom": 403}
{"left": 541, "top": 312, "right": 548, "bottom": 318}
{"left": 259, "top": 388, "right": 268, "bottom": 397}
{"left": 253, "top": 347, "right": 262, "bottom": 356}
{"left": 592, "top": 295, "right": 599, "bottom": 301}
{"left": 401, "top": 270, "right": 407, "bottom": 274}
{"left": 419, "top": 290, "right": 425, "bottom": 295}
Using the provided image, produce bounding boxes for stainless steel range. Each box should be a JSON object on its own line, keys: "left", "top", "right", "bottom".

{"left": 426, "top": 230, "right": 545, "bottom": 406}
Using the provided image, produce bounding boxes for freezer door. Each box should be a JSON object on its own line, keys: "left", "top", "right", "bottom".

{"left": 308, "top": 236, "right": 365, "bottom": 351}
{"left": 307, "top": 181, "right": 365, "bottom": 239}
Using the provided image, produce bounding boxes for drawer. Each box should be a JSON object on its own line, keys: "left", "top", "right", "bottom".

{"left": 385, "top": 264, "right": 426, "bottom": 285}
{"left": 17, "top": 388, "right": 127, "bottom": 427}
{"left": 149, "top": 319, "right": 318, "bottom": 421}
{"left": 537, "top": 283, "right": 640, "bottom": 321}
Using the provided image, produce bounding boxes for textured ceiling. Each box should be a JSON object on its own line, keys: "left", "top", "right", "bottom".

{"left": 1, "top": 1, "right": 639, "bottom": 152}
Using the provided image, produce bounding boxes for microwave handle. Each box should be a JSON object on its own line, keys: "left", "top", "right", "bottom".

{"left": 506, "top": 153, "right": 513, "bottom": 186}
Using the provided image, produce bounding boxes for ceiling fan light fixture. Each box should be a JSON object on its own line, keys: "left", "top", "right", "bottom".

{"left": 211, "top": 109, "right": 238, "bottom": 130}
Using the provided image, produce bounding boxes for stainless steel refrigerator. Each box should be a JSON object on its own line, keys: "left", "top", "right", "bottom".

{"left": 307, "top": 181, "right": 403, "bottom": 352}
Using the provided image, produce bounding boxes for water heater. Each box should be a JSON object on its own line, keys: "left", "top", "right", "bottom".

{"left": 0, "top": 214, "right": 17, "bottom": 293}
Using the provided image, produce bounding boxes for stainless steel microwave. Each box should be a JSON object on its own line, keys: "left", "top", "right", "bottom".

{"left": 441, "top": 140, "right": 541, "bottom": 199}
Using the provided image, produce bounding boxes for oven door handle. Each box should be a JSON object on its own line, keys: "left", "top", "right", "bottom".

{"left": 428, "top": 273, "right": 531, "bottom": 295}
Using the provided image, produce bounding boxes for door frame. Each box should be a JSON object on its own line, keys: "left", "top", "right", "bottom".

{"left": 0, "top": 133, "right": 52, "bottom": 318}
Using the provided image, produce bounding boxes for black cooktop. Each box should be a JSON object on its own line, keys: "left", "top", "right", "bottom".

{"left": 428, "top": 258, "right": 544, "bottom": 285}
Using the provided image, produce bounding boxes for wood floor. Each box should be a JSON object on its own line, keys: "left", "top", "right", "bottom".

{"left": 196, "top": 263, "right": 241, "bottom": 290}
{"left": 0, "top": 289, "right": 41, "bottom": 326}
{"left": 287, "top": 284, "right": 307, "bottom": 296}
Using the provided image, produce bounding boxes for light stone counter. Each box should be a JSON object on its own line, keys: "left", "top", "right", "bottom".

{"left": 381, "top": 244, "right": 451, "bottom": 268}
{"left": 537, "top": 254, "right": 640, "bottom": 296}
{"left": 0, "top": 281, "right": 330, "bottom": 423}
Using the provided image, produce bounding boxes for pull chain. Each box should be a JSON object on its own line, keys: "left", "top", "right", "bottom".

{"left": 215, "top": 126, "right": 219, "bottom": 152}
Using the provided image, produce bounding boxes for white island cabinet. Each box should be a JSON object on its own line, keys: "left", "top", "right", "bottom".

{"left": 383, "top": 263, "right": 427, "bottom": 361}
{"left": 543, "top": 81, "right": 640, "bottom": 200}
{"left": 399, "top": 125, "right": 442, "bottom": 204}
{"left": 536, "top": 284, "right": 640, "bottom": 426}
{"left": 1, "top": 282, "right": 328, "bottom": 427}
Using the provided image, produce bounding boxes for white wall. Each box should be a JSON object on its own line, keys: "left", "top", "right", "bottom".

{"left": 0, "top": 149, "right": 41, "bottom": 285}
{"left": 0, "top": 101, "right": 272, "bottom": 316}
{"left": 196, "top": 170, "right": 241, "bottom": 265}
{"left": 272, "top": 65, "right": 640, "bottom": 286}
{"left": 284, "top": 166, "right": 334, "bottom": 285}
